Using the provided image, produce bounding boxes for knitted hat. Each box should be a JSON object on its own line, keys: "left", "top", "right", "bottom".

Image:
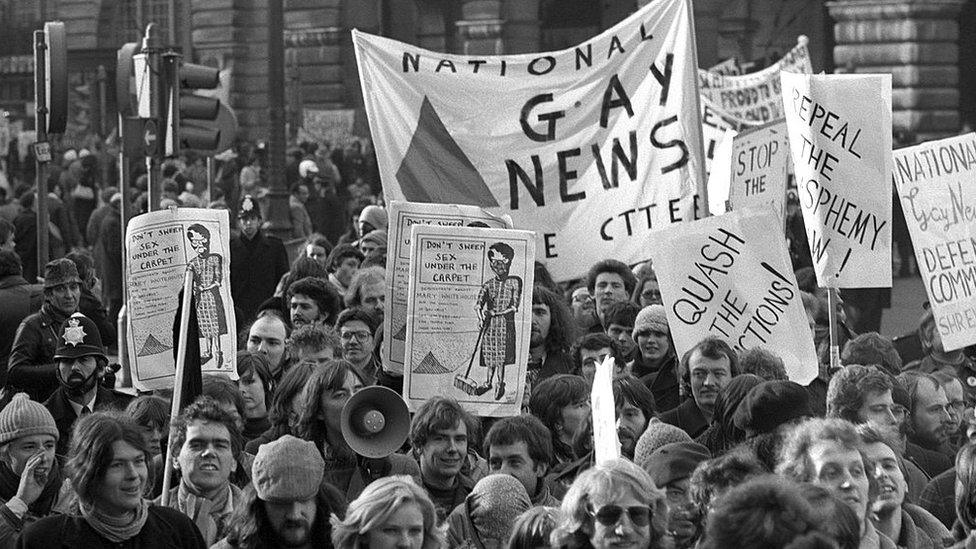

{"left": 54, "top": 312, "right": 106, "bottom": 361}
{"left": 358, "top": 205, "right": 388, "bottom": 232}
{"left": 733, "top": 380, "right": 813, "bottom": 435}
{"left": 238, "top": 195, "right": 261, "bottom": 219}
{"left": 467, "top": 474, "right": 532, "bottom": 542}
{"left": 359, "top": 229, "right": 388, "bottom": 248}
{"left": 0, "top": 393, "right": 59, "bottom": 444}
{"left": 252, "top": 435, "right": 324, "bottom": 501}
{"left": 43, "top": 258, "right": 81, "bottom": 289}
{"left": 642, "top": 441, "right": 711, "bottom": 488}
{"left": 633, "top": 305, "right": 669, "bottom": 338}
{"left": 633, "top": 418, "right": 693, "bottom": 471}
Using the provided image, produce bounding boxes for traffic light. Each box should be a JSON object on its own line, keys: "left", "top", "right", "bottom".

{"left": 41, "top": 22, "right": 67, "bottom": 134}
{"left": 162, "top": 54, "right": 237, "bottom": 157}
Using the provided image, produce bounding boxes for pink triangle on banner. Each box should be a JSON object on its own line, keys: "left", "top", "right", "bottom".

{"left": 395, "top": 96, "right": 499, "bottom": 207}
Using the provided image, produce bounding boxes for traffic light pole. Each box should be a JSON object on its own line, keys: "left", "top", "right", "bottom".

{"left": 135, "top": 24, "right": 163, "bottom": 212}
{"left": 265, "top": 0, "right": 291, "bottom": 239}
{"left": 33, "top": 30, "right": 49, "bottom": 280}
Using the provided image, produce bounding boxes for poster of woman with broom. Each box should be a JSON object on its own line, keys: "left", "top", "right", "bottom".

{"left": 403, "top": 225, "right": 535, "bottom": 416}
{"left": 470, "top": 242, "right": 521, "bottom": 400}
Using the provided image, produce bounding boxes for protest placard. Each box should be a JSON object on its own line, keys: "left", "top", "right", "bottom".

{"left": 701, "top": 96, "right": 757, "bottom": 180}
{"left": 354, "top": 0, "right": 706, "bottom": 282}
{"left": 707, "top": 57, "right": 741, "bottom": 76}
{"left": 706, "top": 128, "right": 736, "bottom": 215}
{"left": 298, "top": 108, "right": 357, "bottom": 149}
{"left": 647, "top": 208, "right": 818, "bottom": 384}
{"left": 893, "top": 133, "right": 976, "bottom": 351}
{"left": 383, "top": 201, "right": 513, "bottom": 374}
{"left": 403, "top": 225, "right": 535, "bottom": 416}
{"left": 699, "top": 36, "right": 812, "bottom": 124}
{"left": 728, "top": 119, "right": 790, "bottom": 223}
{"left": 125, "top": 208, "right": 237, "bottom": 391}
{"left": 781, "top": 72, "right": 892, "bottom": 288}
{"left": 592, "top": 356, "right": 621, "bottom": 465}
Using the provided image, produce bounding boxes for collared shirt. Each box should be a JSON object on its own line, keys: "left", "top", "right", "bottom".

{"left": 67, "top": 391, "right": 97, "bottom": 418}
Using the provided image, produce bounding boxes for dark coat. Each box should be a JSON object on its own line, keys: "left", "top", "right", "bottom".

{"left": 229, "top": 231, "right": 289, "bottom": 323}
{"left": 906, "top": 441, "right": 953, "bottom": 479}
{"left": 98, "top": 204, "right": 123, "bottom": 307}
{"left": 43, "top": 386, "right": 134, "bottom": 457}
{"left": 919, "top": 468, "right": 956, "bottom": 529}
{"left": 14, "top": 210, "right": 64, "bottom": 284}
{"left": 86, "top": 203, "right": 113, "bottom": 302}
{"left": 658, "top": 397, "right": 708, "bottom": 439}
{"left": 15, "top": 504, "right": 206, "bottom": 549}
{"left": 6, "top": 304, "right": 68, "bottom": 402}
{"left": 632, "top": 353, "right": 680, "bottom": 413}
{"left": 78, "top": 286, "right": 115, "bottom": 350}
{"left": 0, "top": 275, "right": 43, "bottom": 385}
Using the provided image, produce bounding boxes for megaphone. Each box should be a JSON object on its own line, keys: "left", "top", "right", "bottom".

{"left": 341, "top": 385, "right": 410, "bottom": 459}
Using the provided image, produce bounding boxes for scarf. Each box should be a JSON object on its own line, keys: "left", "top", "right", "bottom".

{"left": 176, "top": 482, "right": 235, "bottom": 546}
{"left": 0, "top": 459, "right": 63, "bottom": 516}
{"left": 80, "top": 498, "right": 149, "bottom": 543}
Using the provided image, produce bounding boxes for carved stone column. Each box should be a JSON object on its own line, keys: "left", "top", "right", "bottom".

{"left": 827, "top": 0, "right": 967, "bottom": 140}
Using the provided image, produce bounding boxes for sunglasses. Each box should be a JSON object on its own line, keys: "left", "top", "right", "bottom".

{"left": 590, "top": 505, "right": 652, "bottom": 527}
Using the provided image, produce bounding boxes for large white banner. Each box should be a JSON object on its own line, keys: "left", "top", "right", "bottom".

{"left": 893, "top": 133, "right": 976, "bottom": 351}
{"left": 403, "top": 225, "right": 535, "bottom": 417}
{"left": 647, "top": 208, "right": 818, "bottom": 384}
{"left": 728, "top": 119, "right": 790, "bottom": 223}
{"left": 383, "top": 201, "right": 513, "bottom": 374}
{"left": 781, "top": 72, "right": 892, "bottom": 288}
{"left": 699, "top": 36, "right": 812, "bottom": 125}
{"left": 125, "top": 209, "right": 237, "bottom": 391}
{"left": 354, "top": 0, "right": 705, "bottom": 281}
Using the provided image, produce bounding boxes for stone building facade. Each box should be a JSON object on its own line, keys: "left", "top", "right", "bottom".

{"left": 0, "top": 0, "right": 971, "bottom": 144}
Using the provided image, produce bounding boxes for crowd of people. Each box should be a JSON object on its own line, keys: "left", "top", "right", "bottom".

{"left": 0, "top": 132, "right": 973, "bottom": 549}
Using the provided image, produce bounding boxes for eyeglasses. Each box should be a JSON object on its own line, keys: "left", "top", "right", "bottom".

{"left": 572, "top": 294, "right": 594, "bottom": 304}
{"left": 589, "top": 505, "right": 652, "bottom": 527}
{"left": 340, "top": 331, "right": 371, "bottom": 342}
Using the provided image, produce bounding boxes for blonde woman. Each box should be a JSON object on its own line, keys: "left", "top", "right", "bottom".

{"left": 331, "top": 475, "right": 444, "bottom": 549}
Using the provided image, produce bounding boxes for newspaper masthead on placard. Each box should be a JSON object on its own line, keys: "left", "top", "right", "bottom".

{"left": 893, "top": 133, "right": 976, "bottom": 352}
{"left": 383, "top": 201, "right": 513, "bottom": 375}
{"left": 647, "top": 207, "right": 818, "bottom": 384}
{"left": 354, "top": 0, "right": 706, "bottom": 282}
{"left": 403, "top": 225, "right": 535, "bottom": 417}
{"left": 728, "top": 119, "right": 790, "bottom": 223}
{"left": 781, "top": 72, "right": 893, "bottom": 288}
{"left": 125, "top": 208, "right": 238, "bottom": 391}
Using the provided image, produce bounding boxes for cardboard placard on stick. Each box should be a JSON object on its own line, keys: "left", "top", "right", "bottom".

{"left": 893, "top": 133, "right": 976, "bottom": 352}
{"left": 781, "top": 72, "right": 892, "bottom": 288}
{"left": 383, "top": 200, "right": 513, "bottom": 375}
{"left": 403, "top": 225, "right": 535, "bottom": 417}
{"left": 125, "top": 208, "right": 237, "bottom": 391}
{"left": 728, "top": 119, "right": 790, "bottom": 223}
{"left": 647, "top": 207, "right": 818, "bottom": 384}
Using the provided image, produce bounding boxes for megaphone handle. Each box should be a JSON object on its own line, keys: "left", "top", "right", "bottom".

{"left": 358, "top": 456, "right": 390, "bottom": 483}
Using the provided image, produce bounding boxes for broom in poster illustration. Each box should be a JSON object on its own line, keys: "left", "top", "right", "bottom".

{"left": 185, "top": 224, "right": 227, "bottom": 367}
{"left": 453, "top": 242, "right": 521, "bottom": 401}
